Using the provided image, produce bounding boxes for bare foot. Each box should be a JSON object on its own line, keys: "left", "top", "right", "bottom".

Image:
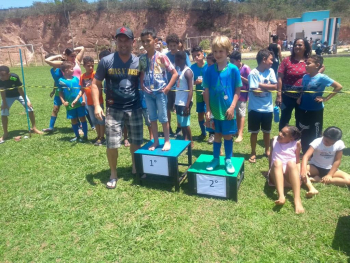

{"left": 274, "top": 196, "right": 286, "bottom": 205}
{"left": 294, "top": 198, "right": 305, "bottom": 214}
{"left": 309, "top": 176, "right": 321, "bottom": 183}
{"left": 148, "top": 141, "right": 159, "bottom": 151}
{"left": 162, "top": 141, "right": 171, "bottom": 151}
{"left": 14, "top": 136, "right": 22, "bottom": 142}
{"left": 234, "top": 136, "right": 243, "bottom": 143}
{"left": 31, "top": 128, "right": 43, "bottom": 135}
{"left": 306, "top": 188, "right": 319, "bottom": 198}
{"left": 265, "top": 150, "right": 270, "bottom": 158}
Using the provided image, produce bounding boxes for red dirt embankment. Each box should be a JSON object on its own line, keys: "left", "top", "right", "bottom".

{"left": 0, "top": 9, "right": 348, "bottom": 65}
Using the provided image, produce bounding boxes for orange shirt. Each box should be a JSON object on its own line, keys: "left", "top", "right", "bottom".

{"left": 80, "top": 71, "right": 103, "bottom": 105}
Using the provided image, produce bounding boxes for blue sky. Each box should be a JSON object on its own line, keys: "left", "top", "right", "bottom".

{"left": 0, "top": 0, "right": 96, "bottom": 9}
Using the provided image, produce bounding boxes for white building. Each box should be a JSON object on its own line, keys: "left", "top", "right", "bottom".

{"left": 287, "top": 10, "right": 341, "bottom": 48}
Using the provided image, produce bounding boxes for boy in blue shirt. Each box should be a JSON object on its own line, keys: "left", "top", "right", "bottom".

{"left": 203, "top": 36, "right": 242, "bottom": 174}
{"left": 42, "top": 54, "right": 63, "bottom": 133}
{"left": 247, "top": 49, "right": 277, "bottom": 163}
{"left": 297, "top": 55, "right": 342, "bottom": 153}
{"left": 58, "top": 61, "right": 88, "bottom": 142}
{"left": 190, "top": 46, "right": 209, "bottom": 142}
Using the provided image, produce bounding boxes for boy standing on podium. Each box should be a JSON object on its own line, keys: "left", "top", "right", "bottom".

{"left": 203, "top": 36, "right": 242, "bottom": 174}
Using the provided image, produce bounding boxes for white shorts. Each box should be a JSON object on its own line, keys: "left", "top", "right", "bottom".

{"left": 1, "top": 96, "right": 33, "bottom": 116}
{"left": 235, "top": 100, "right": 247, "bottom": 117}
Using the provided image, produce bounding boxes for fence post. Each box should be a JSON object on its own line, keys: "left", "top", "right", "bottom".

{"left": 40, "top": 50, "right": 44, "bottom": 66}
{"left": 33, "top": 50, "right": 37, "bottom": 66}
{"left": 23, "top": 49, "right": 28, "bottom": 66}
{"left": 8, "top": 52, "right": 13, "bottom": 67}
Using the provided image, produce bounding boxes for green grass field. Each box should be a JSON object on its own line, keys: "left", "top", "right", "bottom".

{"left": 1, "top": 57, "right": 350, "bottom": 262}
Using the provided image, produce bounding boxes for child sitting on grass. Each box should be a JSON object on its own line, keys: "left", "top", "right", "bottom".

{"left": 58, "top": 61, "right": 88, "bottom": 142}
{"left": 203, "top": 36, "right": 242, "bottom": 174}
{"left": 269, "top": 125, "right": 318, "bottom": 214}
{"left": 139, "top": 28, "right": 178, "bottom": 151}
{"left": 301, "top": 126, "right": 350, "bottom": 186}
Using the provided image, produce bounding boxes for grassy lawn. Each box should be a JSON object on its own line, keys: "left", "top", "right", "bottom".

{"left": 1, "top": 57, "right": 350, "bottom": 262}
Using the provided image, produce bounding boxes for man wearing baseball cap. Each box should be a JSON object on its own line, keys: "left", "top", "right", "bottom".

{"left": 92, "top": 26, "right": 143, "bottom": 189}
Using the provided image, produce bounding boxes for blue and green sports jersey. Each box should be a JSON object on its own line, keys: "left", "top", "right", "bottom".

{"left": 58, "top": 76, "right": 82, "bottom": 111}
{"left": 203, "top": 63, "right": 242, "bottom": 120}
{"left": 191, "top": 62, "right": 208, "bottom": 103}
{"left": 50, "top": 68, "right": 63, "bottom": 97}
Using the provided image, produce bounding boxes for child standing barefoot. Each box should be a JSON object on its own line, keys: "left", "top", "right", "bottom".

{"left": 269, "top": 125, "right": 318, "bottom": 214}
{"left": 301, "top": 126, "right": 350, "bottom": 186}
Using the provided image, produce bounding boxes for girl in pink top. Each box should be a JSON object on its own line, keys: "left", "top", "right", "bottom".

{"left": 45, "top": 46, "right": 85, "bottom": 72}
{"left": 269, "top": 125, "right": 318, "bottom": 214}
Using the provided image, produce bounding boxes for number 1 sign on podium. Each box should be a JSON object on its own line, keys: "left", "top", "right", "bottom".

{"left": 134, "top": 139, "right": 192, "bottom": 191}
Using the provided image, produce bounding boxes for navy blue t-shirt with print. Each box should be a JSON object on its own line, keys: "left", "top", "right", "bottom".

{"left": 94, "top": 52, "right": 140, "bottom": 111}
{"left": 0, "top": 73, "right": 22, "bottom": 98}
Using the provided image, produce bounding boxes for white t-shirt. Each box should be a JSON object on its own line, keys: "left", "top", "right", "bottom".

{"left": 247, "top": 68, "right": 277, "bottom": 113}
{"left": 309, "top": 137, "right": 345, "bottom": 169}
{"left": 175, "top": 66, "right": 193, "bottom": 106}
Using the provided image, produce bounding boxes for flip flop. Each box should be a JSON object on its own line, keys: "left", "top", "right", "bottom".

{"left": 248, "top": 156, "right": 256, "bottom": 163}
{"left": 106, "top": 178, "right": 118, "bottom": 189}
{"left": 124, "top": 139, "right": 130, "bottom": 147}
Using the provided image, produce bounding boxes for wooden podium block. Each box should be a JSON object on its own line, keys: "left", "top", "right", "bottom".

{"left": 134, "top": 139, "right": 192, "bottom": 191}
{"left": 187, "top": 154, "right": 244, "bottom": 201}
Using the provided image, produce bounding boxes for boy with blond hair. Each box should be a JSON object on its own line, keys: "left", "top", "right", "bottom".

{"left": 203, "top": 36, "right": 242, "bottom": 174}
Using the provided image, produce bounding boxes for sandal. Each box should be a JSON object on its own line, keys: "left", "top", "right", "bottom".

{"left": 106, "top": 178, "right": 118, "bottom": 189}
{"left": 248, "top": 156, "right": 256, "bottom": 163}
{"left": 124, "top": 139, "right": 130, "bottom": 147}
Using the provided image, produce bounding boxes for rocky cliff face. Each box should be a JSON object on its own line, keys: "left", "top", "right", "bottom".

{"left": 0, "top": 9, "right": 348, "bottom": 66}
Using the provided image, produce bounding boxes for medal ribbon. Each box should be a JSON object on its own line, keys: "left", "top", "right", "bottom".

{"left": 146, "top": 52, "right": 156, "bottom": 89}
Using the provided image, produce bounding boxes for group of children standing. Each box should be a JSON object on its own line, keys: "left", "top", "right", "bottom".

{"left": 1, "top": 30, "right": 349, "bottom": 214}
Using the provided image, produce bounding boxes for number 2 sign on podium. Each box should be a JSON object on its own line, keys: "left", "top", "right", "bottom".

{"left": 196, "top": 174, "right": 227, "bottom": 198}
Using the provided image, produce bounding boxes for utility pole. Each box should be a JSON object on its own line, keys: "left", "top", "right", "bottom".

{"left": 68, "top": 11, "right": 74, "bottom": 49}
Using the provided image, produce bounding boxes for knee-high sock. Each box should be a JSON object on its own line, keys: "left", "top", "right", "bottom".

{"left": 72, "top": 123, "right": 80, "bottom": 138}
{"left": 213, "top": 141, "right": 221, "bottom": 159}
{"left": 81, "top": 121, "right": 88, "bottom": 138}
{"left": 49, "top": 116, "right": 57, "bottom": 129}
{"left": 199, "top": 120, "right": 206, "bottom": 135}
{"left": 224, "top": 139, "right": 233, "bottom": 160}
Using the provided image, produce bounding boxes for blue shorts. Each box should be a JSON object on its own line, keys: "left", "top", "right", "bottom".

{"left": 87, "top": 104, "right": 105, "bottom": 126}
{"left": 67, "top": 106, "right": 86, "bottom": 119}
{"left": 175, "top": 104, "right": 192, "bottom": 127}
{"left": 196, "top": 101, "right": 206, "bottom": 113}
{"left": 213, "top": 119, "right": 237, "bottom": 135}
{"left": 144, "top": 91, "right": 168, "bottom": 123}
{"left": 54, "top": 96, "right": 62, "bottom": 106}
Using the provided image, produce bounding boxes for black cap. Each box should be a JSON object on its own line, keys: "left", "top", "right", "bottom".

{"left": 115, "top": 27, "right": 134, "bottom": 39}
